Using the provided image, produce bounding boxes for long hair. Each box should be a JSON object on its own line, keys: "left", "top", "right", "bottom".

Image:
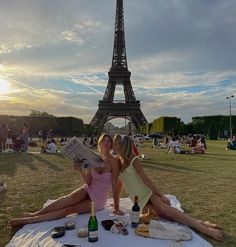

{"left": 97, "top": 133, "right": 113, "bottom": 153}
{"left": 113, "top": 134, "right": 132, "bottom": 168}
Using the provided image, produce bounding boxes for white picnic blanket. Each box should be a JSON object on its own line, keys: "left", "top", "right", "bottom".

{"left": 6, "top": 196, "right": 213, "bottom": 247}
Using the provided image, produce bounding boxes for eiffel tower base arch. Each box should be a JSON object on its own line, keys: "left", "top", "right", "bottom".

{"left": 90, "top": 101, "right": 147, "bottom": 130}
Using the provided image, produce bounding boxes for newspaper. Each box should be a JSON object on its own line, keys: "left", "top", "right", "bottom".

{"left": 61, "top": 137, "right": 104, "bottom": 168}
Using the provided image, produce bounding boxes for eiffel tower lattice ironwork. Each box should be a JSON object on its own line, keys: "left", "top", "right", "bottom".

{"left": 90, "top": 0, "right": 148, "bottom": 129}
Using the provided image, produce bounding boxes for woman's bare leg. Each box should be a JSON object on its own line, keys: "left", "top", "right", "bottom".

{"left": 23, "top": 187, "right": 87, "bottom": 217}
{"left": 149, "top": 194, "right": 223, "bottom": 241}
{"left": 10, "top": 199, "right": 91, "bottom": 228}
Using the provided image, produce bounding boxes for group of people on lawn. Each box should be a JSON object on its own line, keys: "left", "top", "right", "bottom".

{"left": 9, "top": 133, "right": 223, "bottom": 241}
{"left": 41, "top": 130, "right": 69, "bottom": 153}
{"left": 165, "top": 135, "right": 207, "bottom": 154}
{"left": 0, "top": 122, "right": 30, "bottom": 153}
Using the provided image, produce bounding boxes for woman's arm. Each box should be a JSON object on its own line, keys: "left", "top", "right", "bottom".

{"left": 111, "top": 158, "right": 124, "bottom": 215}
{"left": 73, "top": 162, "right": 92, "bottom": 185}
{"left": 116, "top": 178, "right": 123, "bottom": 201}
{"left": 132, "top": 158, "right": 170, "bottom": 205}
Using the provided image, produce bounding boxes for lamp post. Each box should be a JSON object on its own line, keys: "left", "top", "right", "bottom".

{"left": 226, "top": 95, "right": 234, "bottom": 139}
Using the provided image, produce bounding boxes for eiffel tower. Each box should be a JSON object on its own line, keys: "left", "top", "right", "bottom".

{"left": 90, "top": 0, "right": 147, "bottom": 129}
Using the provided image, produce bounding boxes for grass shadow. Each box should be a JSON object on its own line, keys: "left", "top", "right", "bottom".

{"left": 32, "top": 154, "right": 63, "bottom": 171}
{"left": 0, "top": 153, "right": 63, "bottom": 175}
{"left": 0, "top": 190, "right": 7, "bottom": 206}
{"left": 53, "top": 153, "right": 67, "bottom": 160}
{"left": 4, "top": 153, "right": 39, "bottom": 172}
{"left": 201, "top": 153, "right": 236, "bottom": 162}
{"left": 19, "top": 155, "right": 38, "bottom": 171}
{"left": 0, "top": 163, "right": 17, "bottom": 176}
{"left": 0, "top": 154, "right": 28, "bottom": 176}
{"left": 204, "top": 153, "right": 236, "bottom": 157}
{"left": 142, "top": 160, "right": 204, "bottom": 173}
{"left": 221, "top": 233, "right": 236, "bottom": 247}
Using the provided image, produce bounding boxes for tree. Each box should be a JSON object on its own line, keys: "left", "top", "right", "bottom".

{"left": 208, "top": 123, "right": 218, "bottom": 140}
{"left": 29, "top": 110, "right": 54, "bottom": 117}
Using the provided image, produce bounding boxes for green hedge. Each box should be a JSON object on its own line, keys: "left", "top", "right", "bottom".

{"left": 57, "top": 117, "right": 84, "bottom": 136}
{"left": 0, "top": 115, "right": 97, "bottom": 137}
{"left": 142, "top": 116, "right": 181, "bottom": 135}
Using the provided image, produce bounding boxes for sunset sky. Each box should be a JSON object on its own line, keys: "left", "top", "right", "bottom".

{"left": 0, "top": 0, "right": 235, "bottom": 126}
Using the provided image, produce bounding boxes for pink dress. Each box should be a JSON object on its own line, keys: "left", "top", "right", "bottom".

{"left": 83, "top": 169, "right": 112, "bottom": 211}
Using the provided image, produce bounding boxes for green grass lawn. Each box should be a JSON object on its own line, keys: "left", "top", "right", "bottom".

{"left": 0, "top": 140, "right": 235, "bottom": 247}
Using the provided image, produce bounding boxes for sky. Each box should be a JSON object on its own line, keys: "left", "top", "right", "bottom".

{"left": 0, "top": 0, "right": 236, "bottom": 126}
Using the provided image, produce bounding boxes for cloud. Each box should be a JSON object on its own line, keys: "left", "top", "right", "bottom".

{"left": 0, "top": 0, "right": 236, "bottom": 125}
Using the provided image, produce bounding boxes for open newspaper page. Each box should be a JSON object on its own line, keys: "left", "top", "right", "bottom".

{"left": 61, "top": 137, "right": 104, "bottom": 168}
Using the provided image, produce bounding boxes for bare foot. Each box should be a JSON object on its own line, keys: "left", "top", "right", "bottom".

{"left": 203, "top": 227, "right": 224, "bottom": 241}
{"left": 9, "top": 218, "right": 29, "bottom": 228}
{"left": 200, "top": 220, "right": 223, "bottom": 230}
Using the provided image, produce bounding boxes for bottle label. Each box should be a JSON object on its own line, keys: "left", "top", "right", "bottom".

{"left": 89, "top": 230, "right": 98, "bottom": 239}
{"left": 131, "top": 211, "right": 140, "bottom": 223}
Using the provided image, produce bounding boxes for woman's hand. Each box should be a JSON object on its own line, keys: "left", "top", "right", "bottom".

{"left": 109, "top": 203, "right": 125, "bottom": 216}
{"left": 73, "top": 161, "right": 82, "bottom": 171}
{"left": 113, "top": 208, "right": 125, "bottom": 216}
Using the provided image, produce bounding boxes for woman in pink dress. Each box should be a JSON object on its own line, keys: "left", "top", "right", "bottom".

{"left": 192, "top": 137, "right": 207, "bottom": 154}
{"left": 9, "top": 133, "right": 123, "bottom": 227}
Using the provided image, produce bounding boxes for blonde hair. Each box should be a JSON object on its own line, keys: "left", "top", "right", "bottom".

{"left": 113, "top": 134, "right": 132, "bottom": 168}
{"left": 97, "top": 133, "right": 113, "bottom": 153}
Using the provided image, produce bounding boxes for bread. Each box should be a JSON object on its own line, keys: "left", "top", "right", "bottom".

{"left": 137, "top": 224, "right": 149, "bottom": 232}
{"left": 135, "top": 225, "right": 150, "bottom": 238}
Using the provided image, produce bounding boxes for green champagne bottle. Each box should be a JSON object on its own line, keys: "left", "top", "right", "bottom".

{"left": 88, "top": 201, "right": 98, "bottom": 242}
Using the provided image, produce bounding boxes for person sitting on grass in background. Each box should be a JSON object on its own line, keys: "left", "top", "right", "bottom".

{"left": 227, "top": 136, "right": 236, "bottom": 150}
{"left": 28, "top": 138, "right": 37, "bottom": 147}
{"left": 113, "top": 134, "right": 223, "bottom": 241}
{"left": 60, "top": 136, "right": 67, "bottom": 146}
{"left": 42, "top": 139, "right": 57, "bottom": 153}
{"left": 172, "top": 136, "right": 191, "bottom": 154}
{"left": 167, "top": 137, "right": 180, "bottom": 153}
{"left": 9, "top": 133, "right": 123, "bottom": 228}
{"left": 192, "top": 137, "right": 207, "bottom": 154}
{"left": 188, "top": 135, "right": 198, "bottom": 147}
